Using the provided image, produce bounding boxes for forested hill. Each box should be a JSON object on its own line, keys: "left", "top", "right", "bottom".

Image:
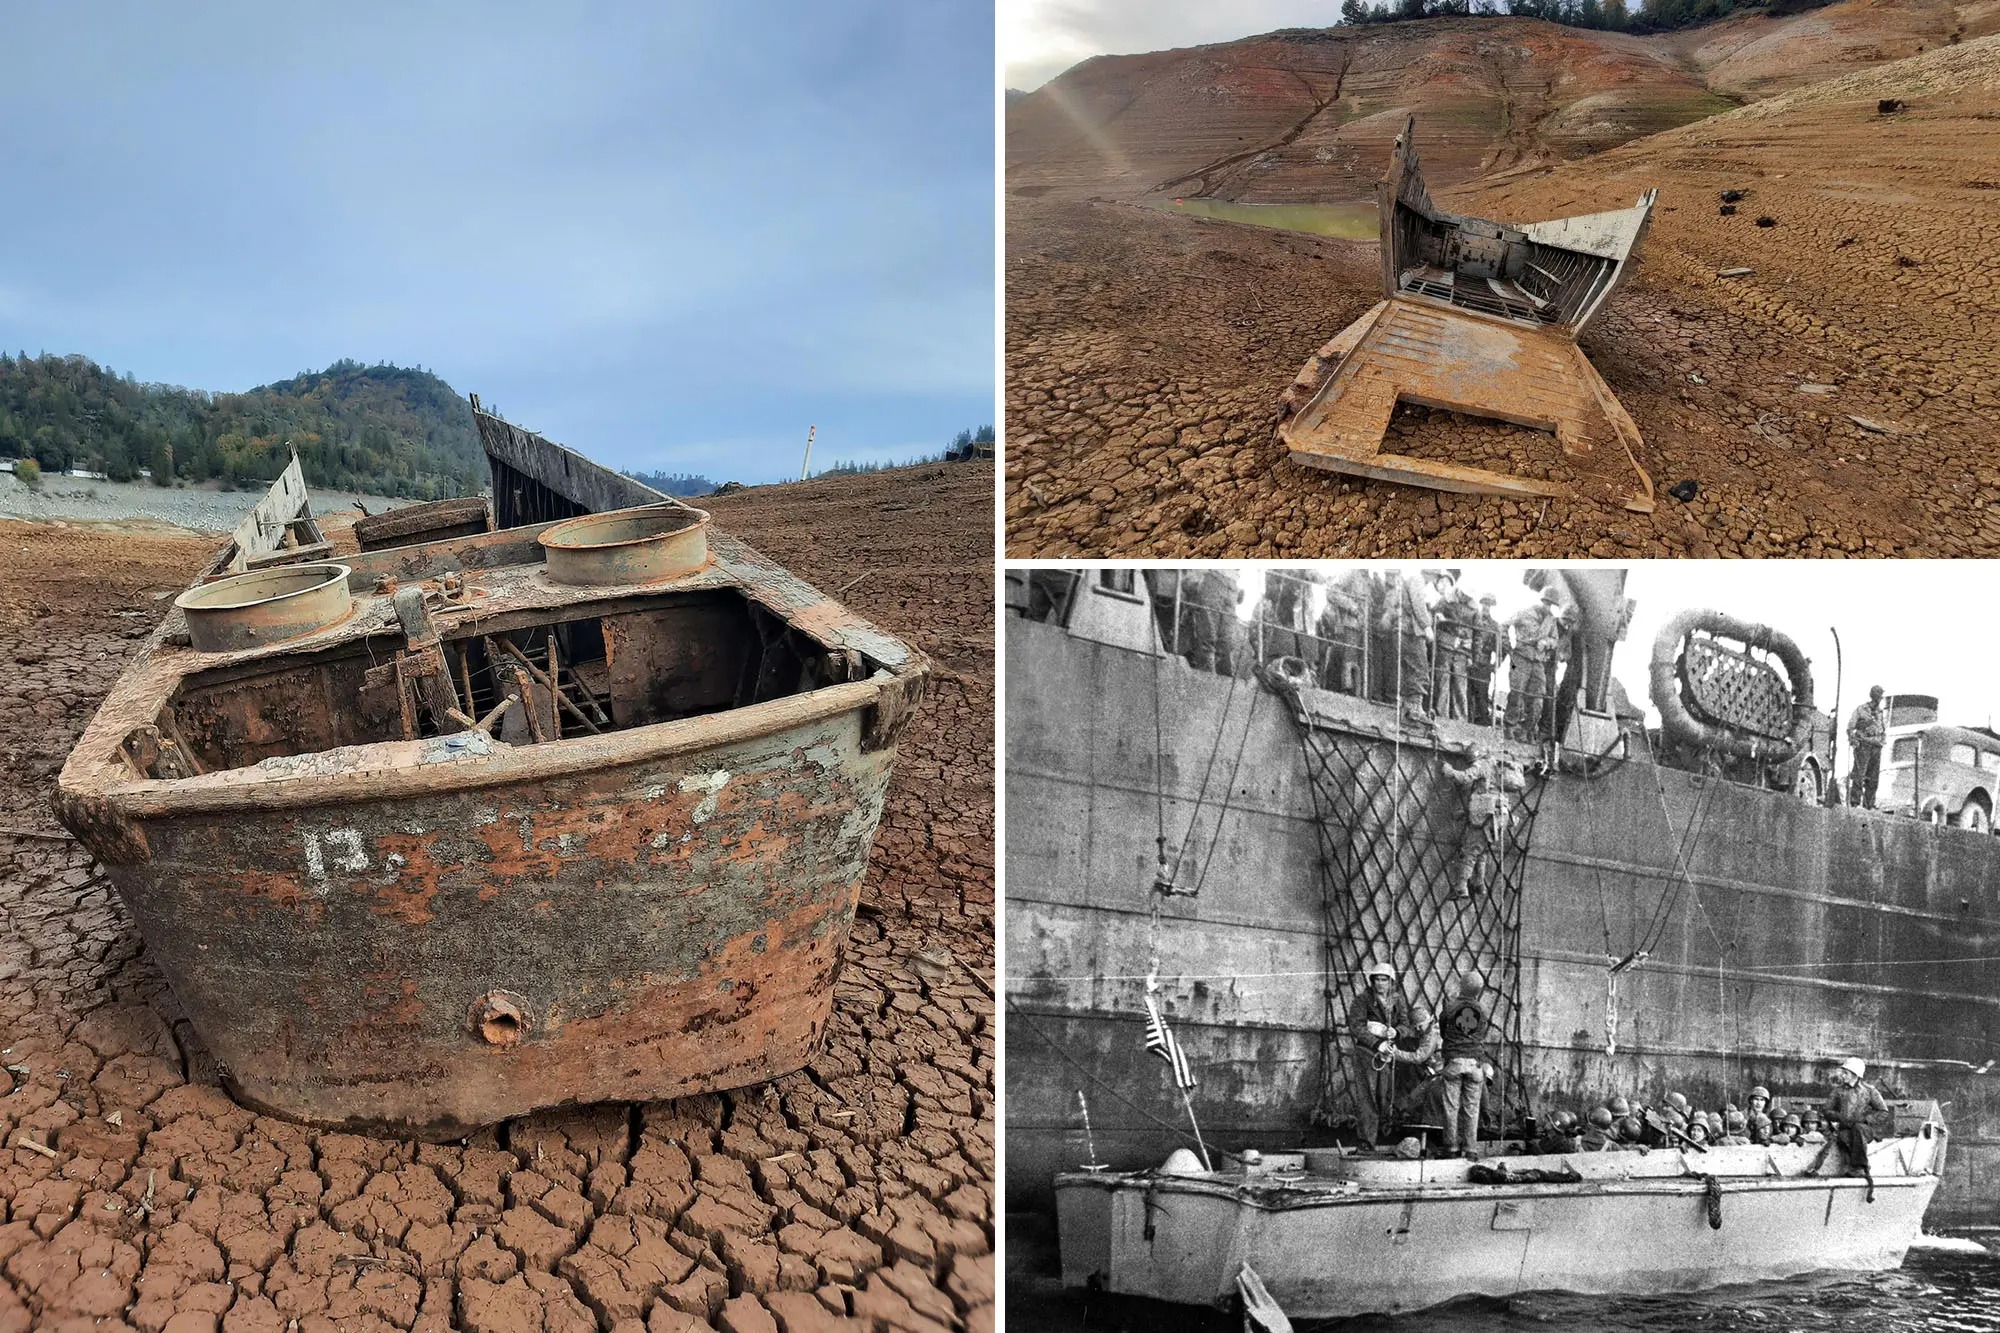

{"left": 0, "top": 353, "right": 486, "bottom": 500}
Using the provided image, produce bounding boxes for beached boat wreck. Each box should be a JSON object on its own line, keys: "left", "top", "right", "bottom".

{"left": 1276, "top": 116, "right": 1658, "bottom": 513}
{"left": 1057, "top": 1101, "right": 1947, "bottom": 1320}
{"left": 54, "top": 466, "right": 927, "bottom": 1137}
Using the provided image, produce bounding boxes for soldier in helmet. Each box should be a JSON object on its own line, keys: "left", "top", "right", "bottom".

{"left": 1348, "top": 961, "right": 1413, "bottom": 1145}
{"left": 1848, "top": 686, "right": 1888, "bottom": 810}
{"left": 1809, "top": 1056, "right": 1894, "bottom": 1201}
{"left": 1468, "top": 593, "right": 1502, "bottom": 727}
{"left": 1442, "top": 745, "right": 1528, "bottom": 899}
{"left": 1316, "top": 568, "right": 1371, "bottom": 695}
{"left": 1430, "top": 574, "right": 1473, "bottom": 722}
{"left": 1579, "top": 1106, "right": 1621, "bottom": 1152}
{"left": 1439, "top": 972, "right": 1492, "bottom": 1159}
{"left": 1535, "top": 1111, "right": 1582, "bottom": 1156}
{"left": 1378, "top": 570, "right": 1437, "bottom": 724}
{"left": 1505, "top": 588, "right": 1566, "bottom": 744}
{"left": 1182, "top": 569, "right": 1244, "bottom": 677}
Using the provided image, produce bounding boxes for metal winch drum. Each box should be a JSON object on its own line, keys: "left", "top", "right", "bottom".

{"left": 537, "top": 503, "right": 711, "bottom": 586}
{"left": 173, "top": 562, "right": 355, "bottom": 653}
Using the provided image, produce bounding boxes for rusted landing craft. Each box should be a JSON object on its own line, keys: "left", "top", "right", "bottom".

{"left": 1278, "top": 117, "right": 1658, "bottom": 513}
{"left": 55, "top": 472, "right": 927, "bottom": 1138}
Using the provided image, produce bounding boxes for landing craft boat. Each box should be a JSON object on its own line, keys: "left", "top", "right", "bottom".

{"left": 1276, "top": 117, "right": 1658, "bottom": 512}
{"left": 1057, "top": 1103, "right": 1947, "bottom": 1319}
{"left": 55, "top": 428, "right": 926, "bottom": 1138}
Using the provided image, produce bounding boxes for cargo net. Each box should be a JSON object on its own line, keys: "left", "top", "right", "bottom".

{"left": 1291, "top": 721, "right": 1548, "bottom": 1142}
{"left": 1682, "top": 635, "right": 1793, "bottom": 740}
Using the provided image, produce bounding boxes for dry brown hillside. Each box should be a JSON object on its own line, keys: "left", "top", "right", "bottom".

{"left": 1006, "top": 0, "right": 1999, "bottom": 202}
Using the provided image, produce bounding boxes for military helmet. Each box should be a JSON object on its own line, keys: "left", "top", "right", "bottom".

{"left": 1664, "top": 1109, "right": 1687, "bottom": 1130}
{"left": 1539, "top": 587, "right": 1562, "bottom": 606}
{"left": 1554, "top": 1110, "right": 1579, "bottom": 1131}
{"left": 1607, "top": 1096, "right": 1631, "bottom": 1117}
{"left": 1364, "top": 961, "right": 1396, "bottom": 983}
{"left": 1687, "top": 1120, "right": 1711, "bottom": 1140}
{"left": 1588, "top": 1107, "right": 1614, "bottom": 1130}
{"left": 1665, "top": 1092, "right": 1690, "bottom": 1113}
{"left": 1749, "top": 1086, "right": 1771, "bottom": 1102}
{"left": 1617, "top": 1116, "right": 1642, "bottom": 1139}
{"left": 1783, "top": 1113, "right": 1804, "bottom": 1129}
{"left": 1725, "top": 1110, "right": 1747, "bottom": 1131}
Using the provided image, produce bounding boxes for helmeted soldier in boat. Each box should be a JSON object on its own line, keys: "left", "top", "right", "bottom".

{"left": 1438, "top": 972, "right": 1491, "bottom": 1159}
{"left": 1348, "top": 961, "right": 1413, "bottom": 1144}
{"left": 1810, "top": 1056, "right": 1895, "bottom": 1201}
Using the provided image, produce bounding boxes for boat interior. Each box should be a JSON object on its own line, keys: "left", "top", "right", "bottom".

{"left": 125, "top": 588, "right": 877, "bottom": 781}
{"left": 1378, "top": 116, "right": 1649, "bottom": 332}
{"left": 119, "top": 506, "right": 884, "bottom": 780}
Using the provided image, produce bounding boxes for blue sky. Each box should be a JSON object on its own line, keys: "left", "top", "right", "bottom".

{"left": 0, "top": 2, "right": 995, "bottom": 483}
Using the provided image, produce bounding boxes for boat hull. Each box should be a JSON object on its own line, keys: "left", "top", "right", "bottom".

{"left": 1058, "top": 1157, "right": 1939, "bottom": 1318}
{"left": 63, "top": 693, "right": 896, "bottom": 1138}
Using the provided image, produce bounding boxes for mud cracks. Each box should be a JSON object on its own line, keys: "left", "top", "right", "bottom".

{"left": 0, "top": 467, "right": 997, "bottom": 1333}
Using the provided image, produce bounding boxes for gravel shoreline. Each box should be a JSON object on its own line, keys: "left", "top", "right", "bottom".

{"left": 0, "top": 473, "right": 416, "bottom": 533}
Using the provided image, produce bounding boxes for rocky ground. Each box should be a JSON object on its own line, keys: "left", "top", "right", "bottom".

{"left": 1004, "top": 38, "right": 2000, "bottom": 558}
{"left": 0, "top": 461, "right": 995, "bottom": 1332}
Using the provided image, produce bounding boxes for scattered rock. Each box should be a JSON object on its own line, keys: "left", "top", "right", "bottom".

{"left": 1668, "top": 480, "right": 1700, "bottom": 502}
{"left": 1797, "top": 383, "right": 1838, "bottom": 396}
{"left": 1755, "top": 216, "right": 1778, "bottom": 228}
{"left": 1717, "top": 267, "right": 1755, "bottom": 278}
{"left": 1848, "top": 414, "right": 1904, "bottom": 435}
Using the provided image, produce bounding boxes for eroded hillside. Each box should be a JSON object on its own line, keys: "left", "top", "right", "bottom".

{"left": 1006, "top": 0, "right": 2000, "bottom": 202}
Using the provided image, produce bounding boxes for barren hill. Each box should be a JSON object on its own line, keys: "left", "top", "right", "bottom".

{"left": 1006, "top": 0, "right": 2000, "bottom": 202}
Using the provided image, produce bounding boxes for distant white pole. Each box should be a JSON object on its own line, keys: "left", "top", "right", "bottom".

{"left": 799, "top": 424, "right": 816, "bottom": 481}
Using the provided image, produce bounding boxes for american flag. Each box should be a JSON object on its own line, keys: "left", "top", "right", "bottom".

{"left": 1143, "top": 992, "right": 1197, "bottom": 1091}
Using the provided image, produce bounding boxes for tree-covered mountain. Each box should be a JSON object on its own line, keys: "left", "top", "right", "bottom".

{"left": 0, "top": 352, "right": 485, "bottom": 500}
{"left": 623, "top": 469, "right": 720, "bottom": 497}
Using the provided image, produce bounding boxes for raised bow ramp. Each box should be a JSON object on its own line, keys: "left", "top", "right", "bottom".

{"left": 1278, "top": 117, "right": 1658, "bottom": 514}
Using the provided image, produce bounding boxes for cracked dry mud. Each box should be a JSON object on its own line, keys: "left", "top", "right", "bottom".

{"left": 0, "top": 464, "right": 995, "bottom": 1333}
{"left": 1005, "top": 39, "right": 2000, "bottom": 559}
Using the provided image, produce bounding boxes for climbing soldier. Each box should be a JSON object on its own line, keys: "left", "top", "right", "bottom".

{"left": 1468, "top": 593, "right": 1501, "bottom": 727}
{"left": 1848, "top": 685, "right": 1887, "bottom": 810}
{"left": 1348, "top": 961, "right": 1412, "bottom": 1146}
{"left": 1809, "top": 1057, "right": 1895, "bottom": 1201}
{"left": 1442, "top": 746, "right": 1527, "bottom": 899}
{"left": 1505, "top": 589, "right": 1566, "bottom": 744}
{"left": 1439, "top": 973, "right": 1492, "bottom": 1159}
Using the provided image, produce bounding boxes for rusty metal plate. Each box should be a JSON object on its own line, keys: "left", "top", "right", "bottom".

{"left": 1277, "top": 299, "right": 1656, "bottom": 513}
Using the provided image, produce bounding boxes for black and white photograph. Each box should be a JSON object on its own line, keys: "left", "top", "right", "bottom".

{"left": 1003, "top": 563, "right": 1998, "bottom": 1330}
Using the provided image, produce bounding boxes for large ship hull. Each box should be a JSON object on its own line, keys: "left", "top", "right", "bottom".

{"left": 1005, "top": 618, "right": 2000, "bottom": 1222}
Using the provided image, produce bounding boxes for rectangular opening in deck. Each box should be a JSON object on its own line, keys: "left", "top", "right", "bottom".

{"left": 128, "top": 588, "right": 879, "bottom": 778}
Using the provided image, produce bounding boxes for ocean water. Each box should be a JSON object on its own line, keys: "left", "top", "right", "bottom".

{"left": 1008, "top": 1230, "right": 2000, "bottom": 1332}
